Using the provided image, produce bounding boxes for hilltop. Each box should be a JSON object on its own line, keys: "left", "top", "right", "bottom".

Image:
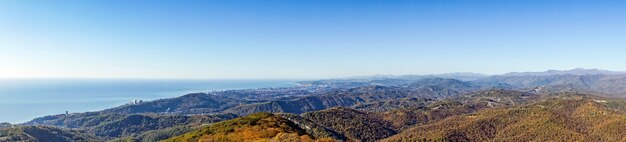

{"left": 164, "top": 113, "right": 335, "bottom": 142}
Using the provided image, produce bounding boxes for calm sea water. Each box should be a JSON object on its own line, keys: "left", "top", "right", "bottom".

{"left": 0, "top": 79, "right": 296, "bottom": 123}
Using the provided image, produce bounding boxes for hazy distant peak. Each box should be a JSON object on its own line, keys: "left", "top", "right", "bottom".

{"left": 502, "top": 68, "right": 625, "bottom": 76}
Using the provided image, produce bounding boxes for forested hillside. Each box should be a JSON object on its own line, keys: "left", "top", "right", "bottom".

{"left": 164, "top": 113, "right": 336, "bottom": 142}
{"left": 384, "top": 95, "right": 626, "bottom": 141}
{"left": 24, "top": 112, "right": 237, "bottom": 140}
{"left": 0, "top": 126, "right": 101, "bottom": 142}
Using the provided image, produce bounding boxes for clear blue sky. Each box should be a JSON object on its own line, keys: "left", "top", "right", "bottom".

{"left": 1, "top": 0, "right": 625, "bottom": 79}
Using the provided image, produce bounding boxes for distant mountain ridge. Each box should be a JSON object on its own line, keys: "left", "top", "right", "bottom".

{"left": 502, "top": 68, "right": 626, "bottom": 76}
{"left": 307, "top": 68, "right": 625, "bottom": 83}
{"left": 333, "top": 72, "right": 491, "bottom": 81}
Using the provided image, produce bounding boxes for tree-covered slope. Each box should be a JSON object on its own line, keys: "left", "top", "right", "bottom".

{"left": 384, "top": 95, "right": 626, "bottom": 142}
{"left": 0, "top": 126, "right": 101, "bottom": 142}
{"left": 103, "top": 93, "right": 245, "bottom": 114}
{"left": 165, "top": 113, "right": 336, "bottom": 142}
{"left": 24, "top": 112, "right": 237, "bottom": 139}
{"left": 301, "top": 107, "right": 397, "bottom": 141}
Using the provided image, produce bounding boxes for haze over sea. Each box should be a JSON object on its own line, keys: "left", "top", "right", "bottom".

{"left": 0, "top": 79, "right": 295, "bottom": 123}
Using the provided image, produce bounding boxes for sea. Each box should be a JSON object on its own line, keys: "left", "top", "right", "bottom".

{"left": 0, "top": 79, "right": 297, "bottom": 124}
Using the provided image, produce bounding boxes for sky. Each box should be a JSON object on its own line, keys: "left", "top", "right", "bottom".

{"left": 1, "top": 0, "right": 626, "bottom": 79}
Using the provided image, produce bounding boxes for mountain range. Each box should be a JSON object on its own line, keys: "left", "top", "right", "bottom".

{"left": 4, "top": 68, "right": 626, "bottom": 141}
